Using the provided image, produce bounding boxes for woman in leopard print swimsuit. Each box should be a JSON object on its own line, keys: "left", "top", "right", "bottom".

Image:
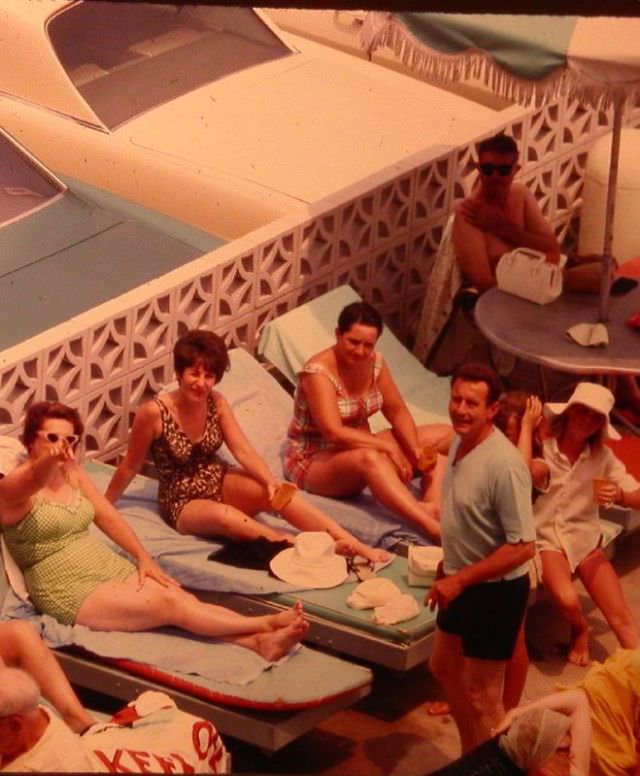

{"left": 106, "top": 329, "right": 388, "bottom": 563}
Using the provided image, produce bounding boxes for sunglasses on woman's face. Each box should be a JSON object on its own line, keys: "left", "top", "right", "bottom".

{"left": 38, "top": 431, "right": 80, "bottom": 447}
{"left": 478, "top": 162, "right": 513, "bottom": 177}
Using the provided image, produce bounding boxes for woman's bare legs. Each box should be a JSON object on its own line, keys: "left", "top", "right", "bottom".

{"left": 177, "top": 497, "right": 290, "bottom": 543}
{"left": 175, "top": 469, "right": 388, "bottom": 561}
{"left": 303, "top": 448, "right": 440, "bottom": 541}
{"left": 416, "top": 424, "right": 455, "bottom": 455}
{"left": 578, "top": 548, "right": 639, "bottom": 649}
{"left": 222, "top": 469, "right": 389, "bottom": 563}
{"left": 540, "top": 550, "right": 590, "bottom": 666}
{"left": 377, "top": 423, "right": 452, "bottom": 519}
{"left": 0, "top": 621, "right": 94, "bottom": 733}
{"left": 75, "top": 577, "right": 307, "bottom": 661}
{"left": 420, "top": 454, "right": 447, "bottom": 516}
{"left": 415, "top": 425, "right": 452, "bottom": 512}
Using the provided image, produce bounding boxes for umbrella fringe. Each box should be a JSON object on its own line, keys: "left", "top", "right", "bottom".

{"left": 361, "top": 11, "right": 639, "bottom": 112}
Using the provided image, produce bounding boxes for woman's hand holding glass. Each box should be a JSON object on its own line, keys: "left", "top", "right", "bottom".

{"left": 592, "top": 480, "right": 621, "bottom": 508}
{"left": 269, "top": 481, "right": 298, "bottom": 511}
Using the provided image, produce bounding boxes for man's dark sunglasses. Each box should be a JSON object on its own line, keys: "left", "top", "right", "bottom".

{"left": 478, "top": 163, "right": 513, "bottom": 177}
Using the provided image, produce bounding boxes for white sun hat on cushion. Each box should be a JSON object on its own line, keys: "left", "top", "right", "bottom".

{"left": 544, "top": 383, "right": 620, "bottom": 440}
{"left": 270, "top": 532, "right": 348, "bottom": 589}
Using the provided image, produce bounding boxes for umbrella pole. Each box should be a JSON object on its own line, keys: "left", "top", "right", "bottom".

{"left": 598, "top": 99, "right": 624, "bottom": 322}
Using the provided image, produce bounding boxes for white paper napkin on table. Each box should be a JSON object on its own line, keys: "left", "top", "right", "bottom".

{"left": 565, "top": 323, "right": 609, "bottom": 347}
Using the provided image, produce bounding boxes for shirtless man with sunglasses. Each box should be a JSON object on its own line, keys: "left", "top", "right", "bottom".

{"left": 453, "top": 132, "right": 600, "bottom": 294}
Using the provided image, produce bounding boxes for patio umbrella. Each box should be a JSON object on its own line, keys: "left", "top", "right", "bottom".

{"left": 361, "top": 13, "right": 640, "bottom": 321}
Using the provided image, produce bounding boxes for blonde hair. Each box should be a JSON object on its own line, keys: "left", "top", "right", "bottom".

{"left": 548, "top": 408, "right": 606, "bottom": 448}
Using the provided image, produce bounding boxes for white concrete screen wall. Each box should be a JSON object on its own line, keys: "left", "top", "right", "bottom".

{"left": 1, "top": 93, "right": 638, "bottom": 461}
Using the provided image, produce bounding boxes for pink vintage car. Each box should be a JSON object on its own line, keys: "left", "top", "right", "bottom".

{"left": 0, "top": 2, "right": 508, "bottom": 239}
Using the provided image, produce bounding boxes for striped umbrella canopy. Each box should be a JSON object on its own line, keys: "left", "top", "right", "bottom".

{"left": 361, "top": 13, "right": 640, "bottom": 319}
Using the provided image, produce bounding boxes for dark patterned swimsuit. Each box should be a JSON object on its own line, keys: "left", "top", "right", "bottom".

{"left": 151, "top": 395, "right": 227, "bottom": 526}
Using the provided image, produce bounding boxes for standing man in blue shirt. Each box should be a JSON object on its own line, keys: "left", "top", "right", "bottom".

{"left": 427, "top": 362, "right": 536, "bottom": 754}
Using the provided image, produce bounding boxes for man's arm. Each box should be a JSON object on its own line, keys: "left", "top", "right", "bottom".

{"left": 427, "top": 541, "right": 535, "bottom": 610}
{"left": 452, "top": 188, "right": 560, "bottom": 292}
{"left": 0, "top": 621, "right": 95, "bottom": 734}
{"left": 456, "top": 541, "right": 535, "bottom": 588}
{"left": 513, "top": 186, "right": 559, "bottom": 254}
{"left": 463, "top": 189, "right": 559, "bottom": 255}
{"left": 428, "top": 451, "right": 535, "bottom": 610}
{"left": 452, "top": 203, "right": 496, "bottom": 291}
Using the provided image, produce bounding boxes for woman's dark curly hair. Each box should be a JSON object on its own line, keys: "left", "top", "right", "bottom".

{"left": 337, "top": 302, "right": 383, "bottom": 336}
{"left": 22, "top": 402, "right": 84, "bottom": 451}
{"left": 173, "top": 329, "right": 230, "bottom": 382}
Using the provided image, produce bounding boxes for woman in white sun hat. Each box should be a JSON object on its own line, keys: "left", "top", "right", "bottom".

{"left": 534, "top": 383, "right": 640, "bottom": 667}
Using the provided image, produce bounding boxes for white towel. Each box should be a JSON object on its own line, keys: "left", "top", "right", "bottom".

{"left": 373, "top": 595, "right": 420, "bottom": 625}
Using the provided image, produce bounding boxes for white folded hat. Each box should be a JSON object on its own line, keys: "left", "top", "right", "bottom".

{"left": 347, "top": 578, "right": 403, "bottom": 609}
{"left": 373, "top": 594, "right": 420, "bottom": 625}
{"left": 347, "top": 578, "right": 420, "bottom": 624}
{"left": 270, "top": 532, "right": 348, "bottom": 589}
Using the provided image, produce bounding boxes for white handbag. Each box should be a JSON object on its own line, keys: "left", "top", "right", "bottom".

{"left": 495, "top": 248, "right": 564, "bottom": 305}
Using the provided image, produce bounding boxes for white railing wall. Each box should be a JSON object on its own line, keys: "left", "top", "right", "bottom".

{"left": 1, "top": 94, "right": 638, "bottom": 461}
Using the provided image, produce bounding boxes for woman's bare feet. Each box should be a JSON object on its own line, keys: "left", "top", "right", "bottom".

{"left": 334, "top": 539, "right": 390, "bottom": 564}
{"left": 254, "top": 618, "right": 309, "bottom": 661}
{"left": 568, "top": 625, "right": 590, "bottom": 667}
{"left": 267, "top": 601, "right": 304, "bottom": 630}
{"left": 361, "top": 545, "right": 391, "bottom": 564}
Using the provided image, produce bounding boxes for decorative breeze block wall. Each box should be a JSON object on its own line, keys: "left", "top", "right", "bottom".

{"left": 1, "top": 94, "right": 637, "bottom": 459}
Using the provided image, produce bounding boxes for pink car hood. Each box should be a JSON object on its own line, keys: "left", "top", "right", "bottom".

{"left": 125, "top": 55, "right": 497, "bottom": 204}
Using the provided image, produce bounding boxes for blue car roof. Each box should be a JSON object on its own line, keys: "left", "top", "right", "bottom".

{"left": 0, "top": 177, "right": 224, "bottom": 351}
